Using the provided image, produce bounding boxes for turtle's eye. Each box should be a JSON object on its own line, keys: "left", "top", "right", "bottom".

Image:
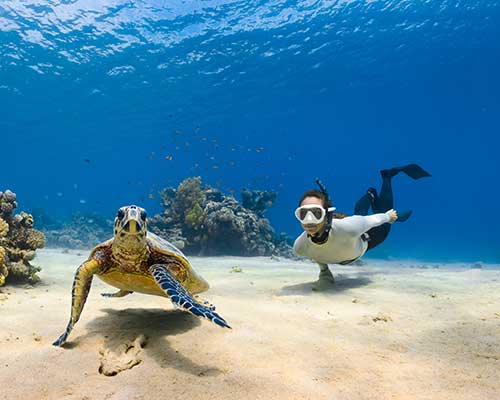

{"left": 117, "top": 209, "right": 125, "bottom": 220}
{"left": 140, "top": 210, "right": 147, "bottom": 221}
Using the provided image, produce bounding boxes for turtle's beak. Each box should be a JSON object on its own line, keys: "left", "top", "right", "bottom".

{"left": 123, "top": 207, "right": 145, "bottom": 233}
{"left": 123, "top": 218, "right": 143, "bottom": 234}
{"left": 115, "top": 205, "right": 147, "bottom": 238}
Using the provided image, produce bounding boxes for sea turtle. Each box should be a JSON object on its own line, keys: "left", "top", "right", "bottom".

{"left": 53, "top": 205, "right": 230, "bottom": 347}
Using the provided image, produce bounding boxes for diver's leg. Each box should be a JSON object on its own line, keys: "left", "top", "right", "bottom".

{"left": 365, "top": 224, "right": 391, "bottom": 251}
{"left": 375, "top": 170, "right": 395, "bottom": 212}
{"left": 354, "top": 191, "right": 374, "bottom": 216}
{"left": 312, "top": 263, "right": 335, "bottom": 291}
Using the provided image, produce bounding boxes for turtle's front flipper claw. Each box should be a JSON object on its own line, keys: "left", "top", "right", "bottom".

{"left": 149, "top": 264, "right": 231, "bottom": 329}
{"left": 101, "top": 290, "right": 132, "bottom": 298}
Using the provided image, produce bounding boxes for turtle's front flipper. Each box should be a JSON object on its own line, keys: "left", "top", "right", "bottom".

{"left": 101, "top": 289, "right": 133, "bottom": 298}
{"left": 53, "top": 259, "right": 100, "bottom": 347}
{"left": 149, "top": 264, "right": 231, "bottom": 329}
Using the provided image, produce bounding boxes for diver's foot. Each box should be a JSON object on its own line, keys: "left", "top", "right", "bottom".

{"left": 312, "top": 270, "right": 335, "bottom": 291}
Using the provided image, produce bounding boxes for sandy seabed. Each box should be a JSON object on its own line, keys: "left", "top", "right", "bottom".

{"left": 1, "top": 249, "right": 499, "bottom": 400}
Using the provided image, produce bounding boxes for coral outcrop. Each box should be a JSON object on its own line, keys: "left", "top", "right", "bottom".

{"left": 149, "top": 177, "right": 294, "bottom": 257}
{"left": 0, "top": 189, "right": 45, "bottom": 286}
{"left": 41, "top": 212, "right": 113, "bottom": 249}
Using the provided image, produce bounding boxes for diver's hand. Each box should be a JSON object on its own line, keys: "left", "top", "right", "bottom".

{"left": 386, "top": 209, "right": 398, "bottom": 223}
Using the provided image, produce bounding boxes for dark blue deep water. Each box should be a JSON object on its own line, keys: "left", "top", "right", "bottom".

{"left": 1, "top": 0, "right": 499, "bottom": 262}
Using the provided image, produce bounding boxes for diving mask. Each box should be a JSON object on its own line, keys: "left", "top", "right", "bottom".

{"left": 295, "top": 205, "right": 336, "bottom": 225}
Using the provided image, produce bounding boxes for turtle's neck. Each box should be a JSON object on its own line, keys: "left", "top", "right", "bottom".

{"left": 112, "top": 236, "right": 150, "bottom": 267}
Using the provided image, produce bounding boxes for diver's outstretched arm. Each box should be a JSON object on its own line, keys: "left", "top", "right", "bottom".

{"left": 333, "top": 210, "right": 397, "bottom": 237}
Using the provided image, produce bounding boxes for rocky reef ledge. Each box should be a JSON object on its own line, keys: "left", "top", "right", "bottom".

{"left": 148, "top": 177, "right": 294, "bottom": 257}
{"left": 0, "top": 189, "right": 45, "bottom": 286}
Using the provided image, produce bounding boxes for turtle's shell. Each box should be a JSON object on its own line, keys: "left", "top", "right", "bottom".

{"left": 90, "top": 231, "right": 209, "bottom": 297}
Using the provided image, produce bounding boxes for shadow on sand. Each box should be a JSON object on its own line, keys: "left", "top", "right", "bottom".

{"left": 76, "top": 307, "right": 222, "bottom": 376}
{"left": 278, "top": 274, "right": 373, "bottom": 296}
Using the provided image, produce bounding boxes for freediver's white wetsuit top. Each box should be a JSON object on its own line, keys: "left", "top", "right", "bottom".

{"left": 293, "top": 212, "right": 392, "bottom": 265}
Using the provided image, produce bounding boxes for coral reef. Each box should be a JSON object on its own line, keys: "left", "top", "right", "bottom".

{"left": 241, "top": 188, "right": 277, "bottom": 216}
{"left": 0, "top": 189, "right": 45, "bottom": 286}
{"left": 149, "top": 177, "right": 294, "bottom": 257}
{"left": 41, "top": 212, "right": 113, "bottom": 249}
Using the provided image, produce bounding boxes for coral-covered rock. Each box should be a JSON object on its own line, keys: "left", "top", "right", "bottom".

{"left": 0, "top": 217, "right": 8, "bottom": 237}
{"left": 241, "top": 188, "right": 277, "bottom": 216}
{"left": 42, "top": 212, "right": 113, "bottom": 249}
{"left": 149, "top": 177, "right": 293, "bottom": 257}
{"left": 0, "top": 189, "right": 45, "bottom": 286}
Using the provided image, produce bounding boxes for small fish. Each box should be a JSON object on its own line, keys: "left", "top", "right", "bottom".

{"left": 212, "top": 165, "right": 219, "bottom": 170}
{"left": 193, "top": 126, "right": 200, "bottom": 133}
{"left": 73, "top": 183, "right": 78, "bottom": 189}
{"left": 165, "top": 155, "right": 173, "bottom": 161}
{"left": 174, "top": 129, "right": 183, "bottom": 135}
{"left": 79, "top": 199, "right": 86, "bottom": 204}
{"left": 148, "top": 193, "right": 155, "bottom": 199}
{"left": 175, "top": 146, "right": 180, "bottom": 151}
{"left": 84, "top": 158, "right": 91, "bottom": 163}
{"left": 193, "top": 163, "right": 199, "bottom": 168}
{"left": 255, "top": 147, "right": 265, "bottom": 153}
{"left": 201, "top": 137, "right": 207, "bottom": 142}
{"left": 56, "top": 192, "right": 63, "bottom": 197}
{"left": 209, "top": 156, "right": 215, "bottom": 160}
{"left": 184, "top": 141, "right": 190, "bottom": 147}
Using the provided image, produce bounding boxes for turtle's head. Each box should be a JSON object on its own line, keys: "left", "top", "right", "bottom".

{"left": 113, "top": 205, "right": 147, "bottom": 245}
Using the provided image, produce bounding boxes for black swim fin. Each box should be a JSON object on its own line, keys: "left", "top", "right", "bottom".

{"left": 380, "top": 164, "right": 431, "bottom": 180}
{"left": 396, "top": 209, "right": 412, "bottom": 222}
{"left": 400, "top": 164, "right": 431, "bottom": 180}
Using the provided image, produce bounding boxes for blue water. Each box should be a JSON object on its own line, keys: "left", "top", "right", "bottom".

{"left": 1, "top": 0, "right": 499, "bottom": 262}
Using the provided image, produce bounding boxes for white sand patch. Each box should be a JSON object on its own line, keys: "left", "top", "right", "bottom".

{"left": 0, "top": 249, "right": 499, "bottom": 400}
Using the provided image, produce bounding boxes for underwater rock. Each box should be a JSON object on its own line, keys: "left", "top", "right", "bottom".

{"left": 0, "top": 189, "right": 45, "bottom": 286}
{"left": 149, "top": 177, "right": 294, "bottom": 257}
{"left": 241, "top": 188, "right": 277, "bottom": 216}
{"left": 42, "top": 212, "right": 113, "bottom": 249}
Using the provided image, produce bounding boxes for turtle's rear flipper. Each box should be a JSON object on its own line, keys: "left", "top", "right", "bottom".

{"left": 53, "top": 259, "right": 100, "bottom": 347}
{"left": 149, "top": 264, "right": 231, "bottom": 329}
{"left": 396, "top": 209, "right": 413, "bottom": 222}
{"left": 101, "top": 290, "right": 133, "bottom": 298}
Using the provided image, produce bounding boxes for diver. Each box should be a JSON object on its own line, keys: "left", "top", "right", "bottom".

{"left": 293, "top": 164, "right": 431, "bottom": 291}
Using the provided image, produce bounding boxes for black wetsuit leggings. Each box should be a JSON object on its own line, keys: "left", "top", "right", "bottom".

{"left": 353, "top": 174, "right": 393, "bottom": 251}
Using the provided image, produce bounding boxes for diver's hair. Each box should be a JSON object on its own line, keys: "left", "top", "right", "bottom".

{"left": 298, "top": 189, "right": 332, "bottom": 209}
